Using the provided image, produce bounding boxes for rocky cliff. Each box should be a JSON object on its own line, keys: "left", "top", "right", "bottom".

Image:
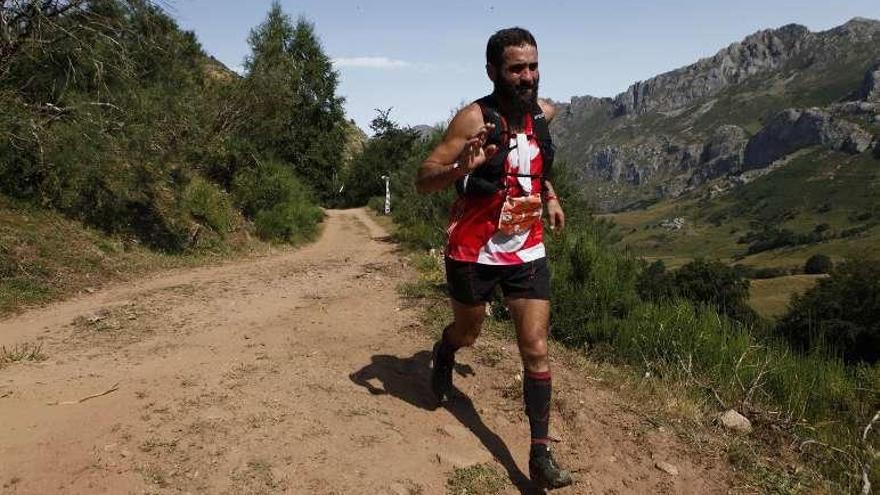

{"left": 553, "top": 18, "right": 880, "bottom": 210}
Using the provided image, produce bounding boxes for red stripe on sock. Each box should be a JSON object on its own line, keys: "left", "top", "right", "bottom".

{"left": 525, "top": 370, "right": 552, "bottom": 381}
{"left": 531, "top": 438, "right": 550, "bottom": 445}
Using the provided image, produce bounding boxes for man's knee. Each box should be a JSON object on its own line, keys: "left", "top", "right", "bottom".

{"left": 519, "top": 337, "right": 549, "bottom": 371}
{"left": 449, "top": 318, "right": 482, "bottom": 347}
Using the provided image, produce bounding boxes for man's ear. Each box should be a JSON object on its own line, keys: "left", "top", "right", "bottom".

{"left": 486, "top": 63, "right": 497, "bottom": 82}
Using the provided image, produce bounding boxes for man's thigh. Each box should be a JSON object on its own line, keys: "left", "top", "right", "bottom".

{"left": 507, "top": 298, "right": 550, "bottom": 342}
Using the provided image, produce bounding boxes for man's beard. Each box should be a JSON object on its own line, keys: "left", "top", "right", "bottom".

{"left": 494, "top": 76, "right": 539, "bottom": 122}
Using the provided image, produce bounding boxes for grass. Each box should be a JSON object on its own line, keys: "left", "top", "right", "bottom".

{"left": 446, "top": 464, "right": 507, "bottom": 495}
{"left": 748, "top": 274, "right": 824, "bottom": 319}
{"left": 398, "top": 244, "right": 821, "bottom": 492}
{"left": 603, "top": 148, "right": 880, "bottom": 270}
{"left": 0, "top": 342, "right": 47, "bottom": 368}
{"left": 0, "top": 193, "right": 280, "bottom": 317}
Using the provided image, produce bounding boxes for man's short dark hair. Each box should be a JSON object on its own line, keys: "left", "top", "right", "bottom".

{"left": 486, "top": 27, "right": 537, "bottom": 68}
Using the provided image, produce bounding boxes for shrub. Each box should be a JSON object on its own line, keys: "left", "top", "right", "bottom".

{"left": 254, "top": 201, "right": 322, "bottom": 244}
{"left": 637, "top": 259, "right": 755, "bottom": 321}
{"left": 672, "top": 259, "right": 755, "bottom": 321}
{"left": 183, "top": 176, "right": 237, "bottom": 235}
{"left": 549, "top": 225, "right": 641, "bottom": 345}
{"left": 778, "top": 259, "right": 880, "bottom": 363}
{"left": 233, "top": 159, "right": 323, "bottom": 243}
{"left": 635, "top": 260, "right": 675, "bottom": 300}
{"left": 804, "top": 254, "right": 834, "bottom": 274}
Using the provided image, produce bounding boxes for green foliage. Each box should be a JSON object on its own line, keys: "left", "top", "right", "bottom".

{"left": 254, "top": 201, "right": 323, "bottom": 244}
{"left": 672, "top": 259, "right": 755, "bottom": 321}
{"left": 240, "top": 3, "right": 346, "bottom": 202}
{"left": 804, "top": 253, "right": 833, "bottom": 275}
{"left": 636, "top": 260, "right": 675, "bottom": 299}
{"left": 739, "top": 225, "right": 830, "bottom": 255}
{"left": 548, "top": 225, "right": 641, "bottom": 345}
{"left": 343, "top": 109, "right": 422, "bottom": 207}
{"left": 636, "top": 258, "right": 755, "bottom": 321}
{"left": 233, "top": 158, "right": 323, "bottom": 243}
{"left": 0, "top": 1, "right": 215, "bottom": 251}
{"left": 778, "top": 260, "right": 880, "bottom": 363}
{"left": 343, "top": 109, "right": 452, "bottom": 249}
{"left": 0, "top": 0, "right": 340, "bottom": 251}
{"left": 182, "top": 177, "right": 237, "bottom": 235}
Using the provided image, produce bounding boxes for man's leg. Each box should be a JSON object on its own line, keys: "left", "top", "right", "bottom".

{"left": 432, "top": 299, "right": 486, "bottom": 403}
{"left": 507, "top": 298, "right": 572, "bottom": 488}
{"left": 507, "top": 298, "right": 551, "bottom": 444}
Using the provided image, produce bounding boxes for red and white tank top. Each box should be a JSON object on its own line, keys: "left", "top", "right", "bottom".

{"left": 445, "top": 114, "right": 545, "bottom": 265}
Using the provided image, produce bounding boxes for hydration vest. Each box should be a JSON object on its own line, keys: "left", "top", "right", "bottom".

{"left": 454, "top": 93, "right": 555, "bottom": 197}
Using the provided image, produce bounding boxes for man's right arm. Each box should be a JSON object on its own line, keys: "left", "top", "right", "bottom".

{"left": 415, "top": 104, "right": 494, "bottom": 194}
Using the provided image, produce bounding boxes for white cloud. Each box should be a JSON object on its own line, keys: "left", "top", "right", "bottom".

{"left": 332, "top": 56, "right": 411, "bottom": 69}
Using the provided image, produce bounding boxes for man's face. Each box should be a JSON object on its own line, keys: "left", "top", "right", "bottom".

{"left": 488, "top": 43, "right": 539, "bottom": 113}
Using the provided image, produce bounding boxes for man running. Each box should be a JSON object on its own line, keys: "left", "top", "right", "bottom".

{"left": 415, "top": 27, "right": 573, "bottom": 489}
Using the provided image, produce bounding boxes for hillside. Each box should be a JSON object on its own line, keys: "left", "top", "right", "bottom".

{"left": 553, "top": 18, "right": 880, "bottom": 211}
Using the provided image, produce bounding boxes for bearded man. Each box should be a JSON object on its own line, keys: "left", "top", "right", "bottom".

{"left": 415, "top": 27, "right": 572, "bottom": 489}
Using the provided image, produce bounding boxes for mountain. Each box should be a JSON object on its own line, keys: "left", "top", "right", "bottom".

{"left": 410, "top": 124, "right": 437, "bottom": 139}
{"left": 552, "top": 18, "right": 880, "bottom": 211}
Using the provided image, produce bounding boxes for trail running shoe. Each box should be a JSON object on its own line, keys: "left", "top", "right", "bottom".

{"left": 529, "top": 448, "right": 573, "bottom": 489}
{"left": 431, "top": 341, "right": 454, "bottom": 404}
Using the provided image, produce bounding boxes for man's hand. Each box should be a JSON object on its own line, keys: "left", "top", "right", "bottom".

{"left": 416, "top": 103, "right": 496, "bottom": 194}
{"left": 458, "top": 124, "right": 498, "bottom": 173}
{"left": 546, "top": 198, "right": 565, "bottom": 233}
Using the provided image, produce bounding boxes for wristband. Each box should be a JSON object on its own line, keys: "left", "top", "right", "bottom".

{"left": 543, "top": 194, "right": 558, "bottom": 202}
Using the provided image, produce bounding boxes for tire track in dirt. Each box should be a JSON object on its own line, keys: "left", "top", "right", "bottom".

{"left": 0, "top": 208, "right": 732, "bottom": 494}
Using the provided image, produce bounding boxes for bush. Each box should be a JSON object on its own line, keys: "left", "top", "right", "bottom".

{"left": 233, "top": 159, "right": 323, "bottom": 243}
{"left": 778, "top": 259, "right": 880, "bottom": 363}
{"left": 183, "top": 176, "right": 237, "bottom": 235}
{"left": 637, "top": 259, "right": 755, "bottom": 321}
{"left": 804, "top": 253, "right": 833, "bottom": 274}
{"left": 672, "top": 259, "right": 754, "bottom": 321}
{"left": 549, "top": 225, "right": 641, "bottom": 345}
{"left": 254, "top": 201, "right": 323, "bottom": 244}
{"left": 635, "top": 260, "right": 675, "bottom": 300}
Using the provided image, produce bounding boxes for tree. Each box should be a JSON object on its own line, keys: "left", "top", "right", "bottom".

{"left": 635, "top": 258, "right": 755, "bottom": 322}
{"left": 343, "top": 109, "right": 420, "bottom": 207}
{"left": 241, "top": 3, "right": 346, "bottom": 202}
{"left": 672, "top": 259, "right": 754, "bottom": 321}
{"left": 804, "top": 253, "right": 833, "bottom": 274}
{"left": 0, "top": 0, "right": 91, "bottom": 78}
{"left": 778, "top": 260, "right": 880, "bottom": 363}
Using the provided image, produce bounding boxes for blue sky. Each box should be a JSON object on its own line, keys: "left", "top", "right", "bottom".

{"left": 167, "top": 1, "right": 880, "bottom": 133}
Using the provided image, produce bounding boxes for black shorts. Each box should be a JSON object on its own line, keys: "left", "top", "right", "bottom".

{"left": 445, "top": 257, "right": 551, "bottom": 305}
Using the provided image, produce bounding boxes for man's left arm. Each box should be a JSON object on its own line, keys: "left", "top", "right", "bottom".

{"left": 539, "top": 99, "right": 565, "bottom": 232}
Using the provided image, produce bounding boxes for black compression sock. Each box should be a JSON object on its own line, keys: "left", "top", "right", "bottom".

{"left": 523, "top": 369, "right": 552, "bottom": 454}
{"left": 436, "top": 324, "right": 459, "bottom": 362}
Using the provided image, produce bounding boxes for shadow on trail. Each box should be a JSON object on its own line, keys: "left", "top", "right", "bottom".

{"left": 349, "top": 352, "right": 545, "bottom": 494}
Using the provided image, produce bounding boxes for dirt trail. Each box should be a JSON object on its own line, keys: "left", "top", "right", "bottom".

{"left": 0, "top": 209, "right": 732, "bottom": 494}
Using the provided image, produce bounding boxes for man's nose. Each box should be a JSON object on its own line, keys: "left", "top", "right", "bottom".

{"left": 520, "top": 68, "right": 536, "bottom": 83}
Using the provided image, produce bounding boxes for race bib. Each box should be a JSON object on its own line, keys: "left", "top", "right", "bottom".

{"left": 497, "top": 194, "right": 542, "bottom": 236}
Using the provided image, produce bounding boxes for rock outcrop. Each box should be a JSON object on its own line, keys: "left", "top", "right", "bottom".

{"left": 690, "top": 125, "right": 748, "bottom": 185}
{"left": 614, "top": 24, "right": 811, "bottom": 115}
{"left": 743, "top": 108, "right": 873, "bottom": 168}
{"left": 861, "top": 60, "right": 880, "bottom": 102}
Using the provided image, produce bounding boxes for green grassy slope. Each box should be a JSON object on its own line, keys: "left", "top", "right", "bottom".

{"left": 603, "top": 147, "right": 880, "bottom": 269}
{"left": 0, "top": 195, "right": 269, "bottom": 316}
